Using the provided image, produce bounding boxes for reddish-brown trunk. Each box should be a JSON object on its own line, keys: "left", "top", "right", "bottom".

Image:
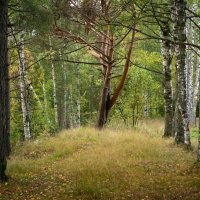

{"left": 96, "top": 29, "right": 136, "bottom": 129}
{"left": 96, "top": 34, "right": 114, "bottom": 129}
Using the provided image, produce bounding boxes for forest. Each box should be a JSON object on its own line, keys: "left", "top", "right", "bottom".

{"left": 0, "top": 0, "right": 200, "bottom": 199}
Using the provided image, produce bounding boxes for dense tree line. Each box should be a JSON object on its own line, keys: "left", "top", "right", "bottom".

{"left": 1, "top": 0, "right": 200, "bottom": 182}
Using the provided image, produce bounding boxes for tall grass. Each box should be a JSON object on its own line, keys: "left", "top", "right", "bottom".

{"left": 1, "top": 120, "right": 200, "bottom": 200}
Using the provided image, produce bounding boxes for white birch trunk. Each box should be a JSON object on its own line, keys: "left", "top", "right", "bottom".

{"left": 27, "top": 81, "right": 43, "bottom": 109}
{"left": 198, "top": 125, "right": 200, "bottom": 161}
{"left": 37, "top": 60, "right": 51, "bottom": 126}
{"left": 161, "top": 23, "right": 173, "bottom": 137}
{"left": 191, "top": 20, "right": 200, "bottom": 125}
{"left": 76, "top": 65, "right": 81, "bottom": 128}
{"left": 59, "top": 49, "right": 67, "bottom": 129}
{"left": 73, "top": 114, "right": 77, "bottom": 128}
{"left": 18, "top": 31, "right": 31, "bottom": 140}
{"left": 198, "top": 64, "right": 200, "bottom": 161}
{"left": 49, "top": 36, "right": 58, "bottom": 127}
{"left": 173, "top": 0, "right": 191, "bottom": 146}
{"left": 42, "top": 81, "right": 51, "bottom": 125}
{"left": 63, "top": 89, "right": 67, "bottom": 129}
{"left": 186, "top": 21, "right": 194, "bottom": 120}
{"left": 69, "top": 85, "right": 73, "bottom": 129}
{"left": 191, "top": 50, "right": 200, "bottom": 125}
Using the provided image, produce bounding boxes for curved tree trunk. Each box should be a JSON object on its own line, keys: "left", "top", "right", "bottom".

{"left": 96, "top": 29, "right": 136, "bottom": 129}
{"left": 0, "top": 0, "right": 10, "bottom": 183}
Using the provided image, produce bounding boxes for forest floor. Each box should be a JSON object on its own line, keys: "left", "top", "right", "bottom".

{"left": 1, "top": 120, "right": 200, "bottom": 200}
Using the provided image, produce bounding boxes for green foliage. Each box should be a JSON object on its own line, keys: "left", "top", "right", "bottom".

{"left": 18, "top": 0, "right": 53, "bottom": 32}
{"left": 190, "top": 128, "right": 199, "bottom": 139}
{"left": 8, "top": 0, "right": 200, "bottom": 144}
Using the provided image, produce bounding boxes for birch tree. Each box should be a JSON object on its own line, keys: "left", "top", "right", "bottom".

{"left": 59, "top": 49, "right": 68, "bottom": 129}
{"left": 190, "top": 17, "right": 200, "bottom": 125}
{"left": 198, "top": 89, "right": 200, "bottom": 161}
{"left": 186, "top": 13, "right": 195, "bottom": 122}
{"left": 161, "top": 22, "right": 173, "bottom": 137}
{"left": 173, "top": 0, "right": 191, "bottom": 146}
{"left": 41, "top": 81, "right": 51, "bottom": 126}
{"left": 76, "top": 64, "right": 81, "bottom": 128}
{"left": 69, "top": 85, "right": 74, "bottom": 129}
{"left": 49, "top": 37, "right": 58, "bottom": 127}
{"left": 18, "top": 31, "right": 31, "bottom": 140}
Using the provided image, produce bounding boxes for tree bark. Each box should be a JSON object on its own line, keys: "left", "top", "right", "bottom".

{"left": 96, "top": 29, "right": 136, "bottom": 129}
{"left": 0, "top": 0, "right": 10, "bottom": 183}
{"left": 59, "top": 49, "right": 67, "bottom": 129}
{"left": 42, "top": 81, "right": 51, "bottom": 126}
{"left": 191, "top": 21, "right": 200, "bottom": 125}
{"left": 161, "top": 22, "right": 173, "bottom": 137}
{"left": 69, "top": 85, "right": 74, "bottom": 129}
{"left": 38, "top": 60, "right": 51, "bottom": 127}
{"left": 197, "top": 74, "right": 200, "bottom": 163}
{"left": 186, "top": 19, "right": 195, "bottom": 122}
{"left": 18, "top": 31, "right": 31, "bottom": 140}
{"left": 49, "top": 37, "right": 58, "bottom": 127}
{"left": 191, "top": 52, "right": 200, "bottom": 125}
{"left": 76, "top": 65, "right": 81, "bottom": 128}
{"left": 53, "top": 1, "right": 136, "bottom": 130}
{"left": 28, "top": 81, "right": 42, "bottom": 109}
{"left": 173, "top": 0, "right": 191, "bottom": 146}
{"left": 96, "top": 34, "right": 113, "bottom": 129}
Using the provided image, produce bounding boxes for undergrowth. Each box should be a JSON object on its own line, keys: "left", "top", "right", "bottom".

{"left": 0, "top": 120, "right": 200, "bottom": 200}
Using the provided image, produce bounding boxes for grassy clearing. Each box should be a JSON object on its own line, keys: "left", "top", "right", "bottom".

{"left": 0, "top": 120, "right": 200, "bottom": 200}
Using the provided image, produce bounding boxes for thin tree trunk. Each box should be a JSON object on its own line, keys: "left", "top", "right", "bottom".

{"left": 186, "top": 20, "right": 195, "bottom": 121}
{"left": 63, "top": 87, "right": 67, "bottom": 129}
{"left": 38, "top": 60, "right": 51, "bottom": 127}
{"left": 69, "top": 85, "right": 74, "bottom": 129}
{"left": 51, "top": 59, "right": 58, "bottom": 127}
{"left": 28, "top": 81, "right": 42, "bottom": 109}
{"left": 186, "top": 22, "right": 191, "bottom": 112}
{"left": 0, "top": 0, "right": 10, "bottom": 183}
{"left": 49, "top": 37, "right": 58, "bottom": 127}
{"left": 41, "top": 81, "right": 51, "bottom": 126}
{"left": 197, "top": 73, "right": 200, "bottom": 162}
{"left": 18, "top": 31, "right": 31, "bottom": 140}
{"left": 173, "top": 0, "right": 191, "bottom": 146}
{"left": 191, "top": 21, "right": 200, "bottom": 125}
{"left": 59, "top": 49, "right": 67, "bottom": 129}
{"left": 144, "top": 93, "right": 149, "bottom": 117}
{"left": 161, "top": 22, "right": 173, "bottom": 137}
{"left": 191, "top": 51, "right": 200, "bottom": 125}
{"left": 73, "top": 114, "right": 77, "bottom": 127}
{"left": 76, "top": 65, "right": 81, "bottom": 128}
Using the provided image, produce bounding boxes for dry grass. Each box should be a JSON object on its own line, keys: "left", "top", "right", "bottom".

{"left": 0, "top": 120, "right": 200, "bottom": 200}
